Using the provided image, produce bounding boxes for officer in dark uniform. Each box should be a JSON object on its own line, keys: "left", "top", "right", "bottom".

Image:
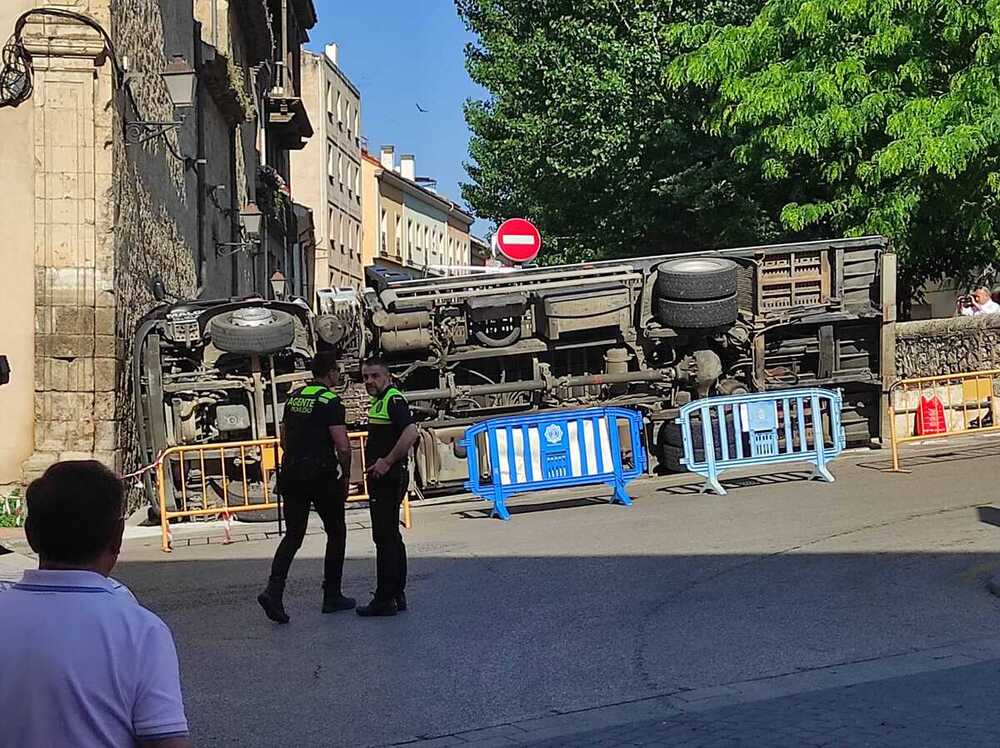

{"left": 356, "top": 357, "right": 419, "bottom": 617}
{"left": 257, "top": 351, "right": 355, "bottom": 623}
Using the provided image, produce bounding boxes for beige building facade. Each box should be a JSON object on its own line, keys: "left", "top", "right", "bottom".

{"left": 0, "top": 0, "right": 36, "bottom": 485}
{"left": 361, "top": 145, "right": 474, "bottom": 276}
{"left": 294, "top": 45, "right": 363, "bottom": 294}
{"left": 0, "top": 0, "right": 316, "bottom": 487}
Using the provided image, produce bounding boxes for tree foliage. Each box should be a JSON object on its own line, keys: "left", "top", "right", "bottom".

{"left": 459, "top": 0, "right": 1000, "bottom": 288}
{"left": 666, "top": 0, "right": 1000, "bottom": 289}
{"left": 456, "top": 0, "right": 798, "bottom": 264}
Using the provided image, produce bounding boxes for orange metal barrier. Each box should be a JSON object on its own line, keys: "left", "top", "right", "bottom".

{"left": 888, "top": 369, "right": 1000, "bottom": 472}
{"left": 157, "top": 432, "right": 411, "bottom": 553}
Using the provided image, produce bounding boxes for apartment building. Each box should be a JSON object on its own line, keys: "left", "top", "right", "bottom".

{"left": 361, "top": 146, "right": 474, "bottom": 275}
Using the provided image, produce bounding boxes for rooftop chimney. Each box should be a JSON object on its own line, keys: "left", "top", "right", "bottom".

{"left": 400, "top": 154, "right": 415, "bottom": 181}
{"left": 325, "top": 43, "right": 338, "bottom": 67}
{"left": 380, "top": 145, "right": 394, "bottom": 170}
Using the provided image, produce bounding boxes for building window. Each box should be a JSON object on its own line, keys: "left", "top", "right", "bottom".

{"left": 354, "top": 164, "right": 360, "bottom": 195}
{"left": 326, "top": 82, "right": 333, "bottom": 116}
{"left": 338, "top": 153, "right": 343, "bottom": 189}
{"left": 327, "top": 145, "right": 334, "bottom": 181}
{"left": 355, "top": 108, "right": 360, "bottom": 140}
{"left": 328, "top": 208, "right": 335, "bottom": 242}
{"left": 394, "top": 215, "right": 401, "bottom": 257}
{"left": 337, "top": 91, "right": 343, "bottom": 126}
{"left": 339, "top": 214, "right": 345, "bottom": 253}
{"left": 380, "top": 209, "right": 387, "bottom": 254}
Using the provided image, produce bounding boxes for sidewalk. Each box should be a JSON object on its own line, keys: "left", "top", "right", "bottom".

{"left": 528, "top": 657, "right": 1000, "bottom": 747}
{"left": 0, "top": 542, "right": 33, "bottom": 586}
{"left": 405, "top": 636, "right": 1000, "bottom": 747}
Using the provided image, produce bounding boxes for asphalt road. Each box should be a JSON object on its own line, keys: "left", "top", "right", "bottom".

{"left": 113, "top": 440, "right": 1000, "bottom": 746}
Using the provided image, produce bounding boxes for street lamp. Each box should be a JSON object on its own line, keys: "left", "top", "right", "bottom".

{"left": 160, "top": 55, "right": 197, "bottom": 109}
{"left": 269, "top": 270, "right": 287, "bottom": 300}
{"left": 216, "top": 202, "right": 265, "bottom": 257}
{"left": 240, "top": 202, "right": 263, "bottom": 241}
{"left": 123, "top": 54, "right": 198, "bottom": 146}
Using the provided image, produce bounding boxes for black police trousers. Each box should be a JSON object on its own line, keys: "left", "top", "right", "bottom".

{"left": 369, "top": 464, "right": 408, "bottom": 602}
{"left": 269, "top": 469, "right": 346, "bottom": 594}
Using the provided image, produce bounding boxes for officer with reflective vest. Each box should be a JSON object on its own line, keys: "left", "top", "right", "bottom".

{"left": 356, "top": 357, "right": 419, "bottom": 617}
{"left": 258, "top": 351, "right": 354, "bottom": 623}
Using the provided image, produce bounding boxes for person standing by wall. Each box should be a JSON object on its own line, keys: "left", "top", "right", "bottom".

{"left": 357, "top": 357, "right": 418, "bottom": 617}
{"left": 258, "top": 351, "right": 355, "bottom": 624}
{"left": 956, "top": 287, "right": 1000, "bottom": 316}
{"left": 0, "top": 461, "right": 190, "bottom": 747}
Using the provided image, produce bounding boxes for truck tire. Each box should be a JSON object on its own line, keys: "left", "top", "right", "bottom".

{"left": 661, "top": 442, "right": 737, "bottom": 472}
{"left": 655, "top": 295, "right": 737, "bottom": 329}
{"left": 655, "top": 257, "right": 737, "bottom": 301}
{"left": 661, "top": 443, "right": 687, "bottom": 472}
{"left": 209, "top": 308, "right": 296, "bottom": 355}
{"left": 661, "top": 414, "right": 738, "bottom": 449}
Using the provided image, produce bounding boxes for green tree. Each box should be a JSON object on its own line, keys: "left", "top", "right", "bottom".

{"left": 457, "top": 0, "right": 799, "bottom": 264}
{"left": 666, "top": 0, "right": 1000, "bottom": 291}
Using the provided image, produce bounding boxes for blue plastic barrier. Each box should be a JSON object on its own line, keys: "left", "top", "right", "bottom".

{"left": 676, "top": 388, "right": 846, "bottom": 495}
{"left": 462, "top": 407, "right": 647, "bottom": 520}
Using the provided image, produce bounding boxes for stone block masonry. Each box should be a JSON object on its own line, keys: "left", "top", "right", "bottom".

{"left": 895, "top": 314, "right": 1000, "bottom": 379}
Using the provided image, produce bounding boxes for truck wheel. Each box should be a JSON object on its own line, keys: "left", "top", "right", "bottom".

{"left": 655, "top": 257, "right": 737, "bottom": 300}
{"left": 209, "top": 308, "right": 296, "bottom": 355}
{"left": 655, "top": 295, "right": 737, "bottom": 329}
{"left": 661, "top": 443, "right": 687, "bottom": 472}
{"left": 660, "top": 415, "right": 738, "bottom": 449}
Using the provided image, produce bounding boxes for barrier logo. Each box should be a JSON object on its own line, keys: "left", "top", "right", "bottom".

{"left": 544, "top": 424, "right": 564, "bottom": 444}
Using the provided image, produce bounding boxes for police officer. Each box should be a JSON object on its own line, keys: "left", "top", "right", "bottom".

{"left": 257, "top": 351, "right": 354, "bottom": 623}
{"left": 356, "top": 357, "right": 418, "bottom": 617}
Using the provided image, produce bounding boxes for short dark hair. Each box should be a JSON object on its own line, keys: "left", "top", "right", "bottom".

{"left": 25, "top": 461, "right": 124, "bottom": 565}
{"left": 311, "top": 350, "right": 341, "bottom": 379}
{"left": 361, "top": 356, "right": 389, "bottom": 372}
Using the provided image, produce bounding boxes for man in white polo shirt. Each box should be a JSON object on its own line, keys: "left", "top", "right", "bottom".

{"left": 0, "top": 461, "right": 191, "bottom": 747}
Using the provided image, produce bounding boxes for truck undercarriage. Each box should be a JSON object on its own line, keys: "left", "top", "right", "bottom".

{"left": 136, "top": 236, "right": 893, "bottom": 514}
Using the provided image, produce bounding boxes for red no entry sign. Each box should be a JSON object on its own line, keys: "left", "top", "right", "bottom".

{"left": 494, "top": 218, "right": 541, "bottom": 263}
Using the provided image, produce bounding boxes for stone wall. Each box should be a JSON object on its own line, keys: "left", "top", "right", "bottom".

{"left": 895, "top": 315, "right": 1000, "bottom": 379}
{"left": 20, "top": 3, "right": 116, "bottom": 478}
{"left": 112, "top": 0, "right": 200, "bottom": 486}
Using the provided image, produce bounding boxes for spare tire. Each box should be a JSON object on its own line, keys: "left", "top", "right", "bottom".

{"left": 655, "top": 257, "right": 738, "bottom": 301}
{"left": 655, "top": 295, "right": 737, "bottom": 329}
{"left": 209, "top": 308, "right": 296, "bottom": 354}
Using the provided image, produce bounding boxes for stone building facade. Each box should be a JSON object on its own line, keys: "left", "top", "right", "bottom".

{"left": 293, "top": 44, "right": 363, "bottom": 293}
{"left": 0, "top": 0, "right": 316, "bottom": 486}
{"left": 360, "top": 146, "right": 474, "bottom": 275}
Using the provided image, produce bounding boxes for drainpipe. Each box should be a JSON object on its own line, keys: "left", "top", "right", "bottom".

{"left": 193, "top": 23, "right": 207, "bottom": 292}
{"left": 280, "top": 0, "right": 289, "bottom": 92}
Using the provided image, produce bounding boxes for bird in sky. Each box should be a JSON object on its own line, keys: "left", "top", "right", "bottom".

{"left": 416, "top": 102, "right": 429, "bottom": 113}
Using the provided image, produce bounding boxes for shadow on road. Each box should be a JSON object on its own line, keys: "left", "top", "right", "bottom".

{"left": 656, "top": 470, "right": 812, "bottom": 496}
{"left": 111, "top": 540, "right": 1000, "bottom": 747}
{"left": 454, "top": 496, "right": 608, "bottom": 519}
{"left": 857, "top": 442, "right": 1000, "bottom": 472}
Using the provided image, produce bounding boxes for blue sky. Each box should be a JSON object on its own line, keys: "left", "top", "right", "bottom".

{"left": 307, "top": 1, "right": 490, "bottom": 235}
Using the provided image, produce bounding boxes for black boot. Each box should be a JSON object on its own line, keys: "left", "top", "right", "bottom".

{"left": 322, "top": 592, "right": 356, "bottom": 613}
{"left": 321, "top": 580, "right": 355, "bottom": 613}
{"left": 356, "top": 597, "right": 397, "bottom": 617}
{"left": 257, "top": 578, "right": 289, "bottom": 624}
{"left": 394, "top": 592, "right": 407, "bottom": 612}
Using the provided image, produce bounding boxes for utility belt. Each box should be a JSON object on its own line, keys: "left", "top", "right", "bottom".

{"left": 280, "top": 453, "right": 341, "bottom": 484}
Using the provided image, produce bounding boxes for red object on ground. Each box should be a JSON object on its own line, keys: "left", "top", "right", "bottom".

{"left": 915, "top": 394, "right": 947, "bottom": 436}
{"left": 494, "top": 218, "right": 542, "bottom": 263}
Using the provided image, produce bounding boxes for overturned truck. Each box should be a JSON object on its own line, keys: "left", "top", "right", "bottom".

{"left": 136, "top": 236, "right": 895, "bottom": 513}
